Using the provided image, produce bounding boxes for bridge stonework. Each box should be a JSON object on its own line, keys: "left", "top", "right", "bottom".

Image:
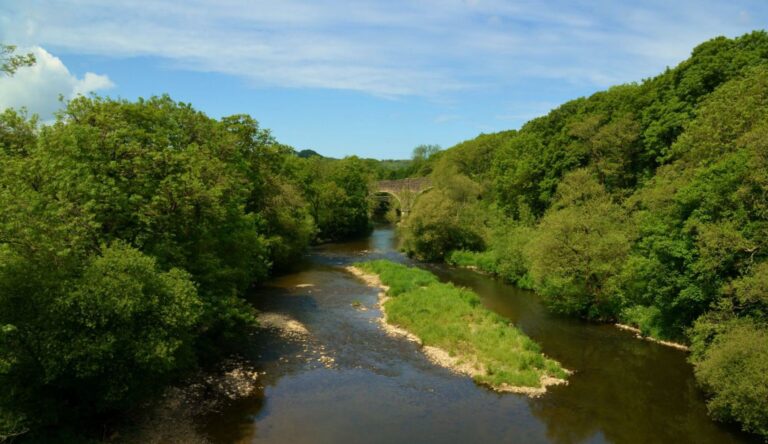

{"left": 375, "top": 177, "right": 432, "bottom": 217}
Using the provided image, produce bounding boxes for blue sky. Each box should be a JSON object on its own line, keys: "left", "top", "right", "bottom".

{"left": 1, "top": 1, "right": 767, "bottom": 159}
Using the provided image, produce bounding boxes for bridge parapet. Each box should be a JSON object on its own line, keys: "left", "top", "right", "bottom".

{"left": 377, "top": 177, "right": 431, "bottom": 194}
{"left": 374, "top": 177, "right": 432, "bottom": 217}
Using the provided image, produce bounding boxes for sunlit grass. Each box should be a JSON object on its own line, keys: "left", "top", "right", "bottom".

{"left": 447, "top": 249, "right": 498, "bottom": 272}
{"left": 446, "top": 249, "right": 535, "bottom": 289}
{"left": 356, "top": 260, "right": 567, "bottom": 388}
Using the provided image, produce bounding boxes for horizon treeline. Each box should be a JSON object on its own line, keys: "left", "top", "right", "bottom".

{"left": 0, "top": 95, "right": 376, "bottom": 440}
{"left": 400, "top": 30, "right": 768, "bottom": 438}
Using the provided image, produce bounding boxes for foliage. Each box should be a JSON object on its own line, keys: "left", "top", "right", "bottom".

{"left": 0, "top": 95, "right": 375, "bottom": 439}
{"left": 0, "top": 109, "right": 38, "bottom": 156}
{"left": 447, "top": 249, "right": 499, "bottom": 273}
{"left": 401, "top": 159, "right": 487, "bottom": 261}
{"left": 446, "top": 220, "right": 534, "bottom": 288}
{"left": 619, "top": 305, "right": 665, "bottom": 338}
{"left": 525, "top": 169, "right": 631, "bottom": 320}
{"left": 359, "top": 144, "right": 442, "bottom": 180}
{"left": 690, "top": 318, "right": 768, "bottom": 437}
{"left": 356, "top": 260, "right": 566, "bottom": 388}
{"left": 364, "top": 158, "right": 414, "bottom": 180}
{"left": 688, "top": 260, "right": 768, "bottom": 437}
{"left": 618, "top": 64, "right": 768, "bottom": 339}
{"left": 409, "top": 144, "right": 442, "bottom": 176}
{"left": 399, "top": 31, "right": 768, "bottom": 436}
{"left": 293, "top": 155, "right": 373, "bottom": 241}
{"left": 1, "top": 44, "right": 35, "bottom": 75}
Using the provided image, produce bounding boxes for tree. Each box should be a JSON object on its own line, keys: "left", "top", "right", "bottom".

{"left": 400, "top": 32, "right": 768, "bottom": 437}
{"left": 526, "top": 169, "right": 631, "bottom": 319}
{"left": 52, "top": 243, "right": 201, "bottom": 406}
{"left": 402, "top": 161, "right": 485, "bottom": 261}
{"left": 410, "top": 144, "right": 441, "bottom": 176}
{"left": 1, "top": 45, "right": 35, "bottom": 76}
{"left": 291, "top": 155, "right": 374, "bottom": 241}
{"left": 0, "top": 95, "right": 325, "bottom": 439}
{"left": 0, "top": 243, "right": 201, "bottom": 434}
{"left": 690, "top": 318, "right": 768, "bottom": 437}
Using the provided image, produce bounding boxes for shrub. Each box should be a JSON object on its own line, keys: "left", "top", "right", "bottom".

{"left": 690, "top": 318, "right": 768, "bottom": 438}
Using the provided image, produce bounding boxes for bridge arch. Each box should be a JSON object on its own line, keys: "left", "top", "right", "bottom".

{"left": 373, "top": 178, "right": 432, "bottom": 218}
{"left": 370, "top": 191, "right": 403, "bottom": 220}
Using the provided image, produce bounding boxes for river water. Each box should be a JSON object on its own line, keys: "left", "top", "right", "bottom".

{"left": 197, "top": 226, "right": 757, "bottom": 444}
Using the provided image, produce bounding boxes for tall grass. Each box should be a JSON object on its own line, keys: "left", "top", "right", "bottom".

{"left": 446, "top": 249, "right": 535, "bottom": 290}
{"left": 356, "top": 260, "right": 566, "bottom": 388}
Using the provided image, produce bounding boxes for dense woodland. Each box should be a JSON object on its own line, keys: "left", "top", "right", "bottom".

{"left": 0, "top": 89, "right": 377, "bottom": 439}
{"left": 401, "top": 31, "right": 768, "bottom": 438}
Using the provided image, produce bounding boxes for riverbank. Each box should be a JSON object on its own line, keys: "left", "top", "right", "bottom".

{"left": 119, "top": 360, "right": 261, "bottom": 443}
{"left": 446, "top": 252, "right": 692, "bottom": 352}
{"left": 347, "top": 260, "right": 569, "bottom": 397}
{"left": 614, "top": 324, "right": 690, "bottom": 351}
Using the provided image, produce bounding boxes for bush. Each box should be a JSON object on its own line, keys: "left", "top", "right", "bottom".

{"left": 525, "top": 170, "right": 630, "bottom": 320}
{"left": 690, "top": 319, "right": 768, "bottom": 438}
{"left": 620, "top": 305, "right": 665, "bottom": 338}
{"left": 447, "top": 250, "right": 498, "bottom": 273}
{"left": 0, "top": 243, "right": 202, "bottom": 434}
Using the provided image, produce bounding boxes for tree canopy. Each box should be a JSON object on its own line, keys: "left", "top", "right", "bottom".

{"left": 400, "top": 30, "right": 768, "bottom": 438}
{"left": 0, "top": 95, "right": 375, "bottom": 440}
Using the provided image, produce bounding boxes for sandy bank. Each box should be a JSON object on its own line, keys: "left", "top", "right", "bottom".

{"left": 256, "top": 312, "right": 309, "bottom": 337}
{"left": 615, "top": 324, "right": 689, "bottom": 351}
{"left": 345, "top": 265, "right": 568, "bottom": 397}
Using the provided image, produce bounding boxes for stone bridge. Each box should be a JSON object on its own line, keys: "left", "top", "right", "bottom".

{"left": 374, "top": 177, "right": 433, "bottom": 217}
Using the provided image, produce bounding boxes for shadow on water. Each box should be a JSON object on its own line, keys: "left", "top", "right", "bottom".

{"left": 198, "top": 225, "right": 758, "bottom": 444}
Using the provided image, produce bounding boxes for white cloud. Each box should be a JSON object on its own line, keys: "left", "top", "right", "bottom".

{"left": 0, "top": 47, "right": 114, "bottom": 118}
{"left": 1, "top": 1, "right": 765, "bottom": 98}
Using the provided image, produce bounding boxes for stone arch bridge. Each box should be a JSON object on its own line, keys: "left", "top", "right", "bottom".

{"left": 373, "top": 178, "right": 432, "bottom": 217}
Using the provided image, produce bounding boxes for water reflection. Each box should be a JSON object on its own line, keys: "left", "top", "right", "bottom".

{"left": 198, "top": 226, "right": 757, "bottom": 444}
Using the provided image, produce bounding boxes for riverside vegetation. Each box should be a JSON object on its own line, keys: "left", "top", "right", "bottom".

{"left": 399, "top": 31, "right": 768, "bottom": 438}
{"left": 0, "top": 87, "right": 433, "bottom": 442}
{"left": 0, "top": 55, "right": 380, "bottom": 440}
{"left": 351, "top": 260, "right": 568, "bottom": 393}
{"left": 1, "top": 31, "right": 768, "bottom": 441}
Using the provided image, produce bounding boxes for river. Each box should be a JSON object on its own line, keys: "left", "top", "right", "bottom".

{"left": 196, "top": 225, "right": 757, "bottom": 443}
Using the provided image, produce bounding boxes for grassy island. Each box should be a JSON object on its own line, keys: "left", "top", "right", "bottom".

{"left": 349, "top": 260, "right": 568, "bottom": 396}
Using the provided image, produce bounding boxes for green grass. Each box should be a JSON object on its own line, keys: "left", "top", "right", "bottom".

{"left": 620, "top": 305, "right": 670, "bottom": 340}
{"left": 446, "top": 249, "right": 535, "bottom": 290}
{"left": 355, "top": 260, "right": 567, "bottom": 388}
{"left": 447, "top": 250, "right": 499, "bottom": 273}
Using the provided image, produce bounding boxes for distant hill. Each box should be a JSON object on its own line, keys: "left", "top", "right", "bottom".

{"left": 297, "top": 149, "right": 323, "bottom": 158}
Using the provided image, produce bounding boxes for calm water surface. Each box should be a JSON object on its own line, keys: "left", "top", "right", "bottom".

{"left": 198, "top": 226, "right": 757, "bottom": 444}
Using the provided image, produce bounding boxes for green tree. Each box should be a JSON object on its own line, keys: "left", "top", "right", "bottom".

{"left": 0, "top": 243, "right": 201, "bottom": 435}
{"left": 0, "top": 95, "right": 326, "bottom": 439}
{"left": 400, "top": 31, "right": 768, "bottom": 437}
{"left": 1, "top": 45, "right": 35, "bottom": 75}
{"left": 402, "top": 161, "right": 485, "bottom": 261}
{"left": 690, "top": 317, "right": 768, "bottom": 437}
{"left": 526, "top": 169, "right": 631, "bottom": 319}
{"left": 297, "top": 156, "right": 373, "bottom": 241}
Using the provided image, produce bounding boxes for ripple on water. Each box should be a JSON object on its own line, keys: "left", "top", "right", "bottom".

{"left": 197, "top": 226, "right": 759, "bottom": 444}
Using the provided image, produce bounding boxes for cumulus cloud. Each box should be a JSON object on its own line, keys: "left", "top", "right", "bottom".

{"left": 0, "top": 47, "right": 114, "bottom": 118}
